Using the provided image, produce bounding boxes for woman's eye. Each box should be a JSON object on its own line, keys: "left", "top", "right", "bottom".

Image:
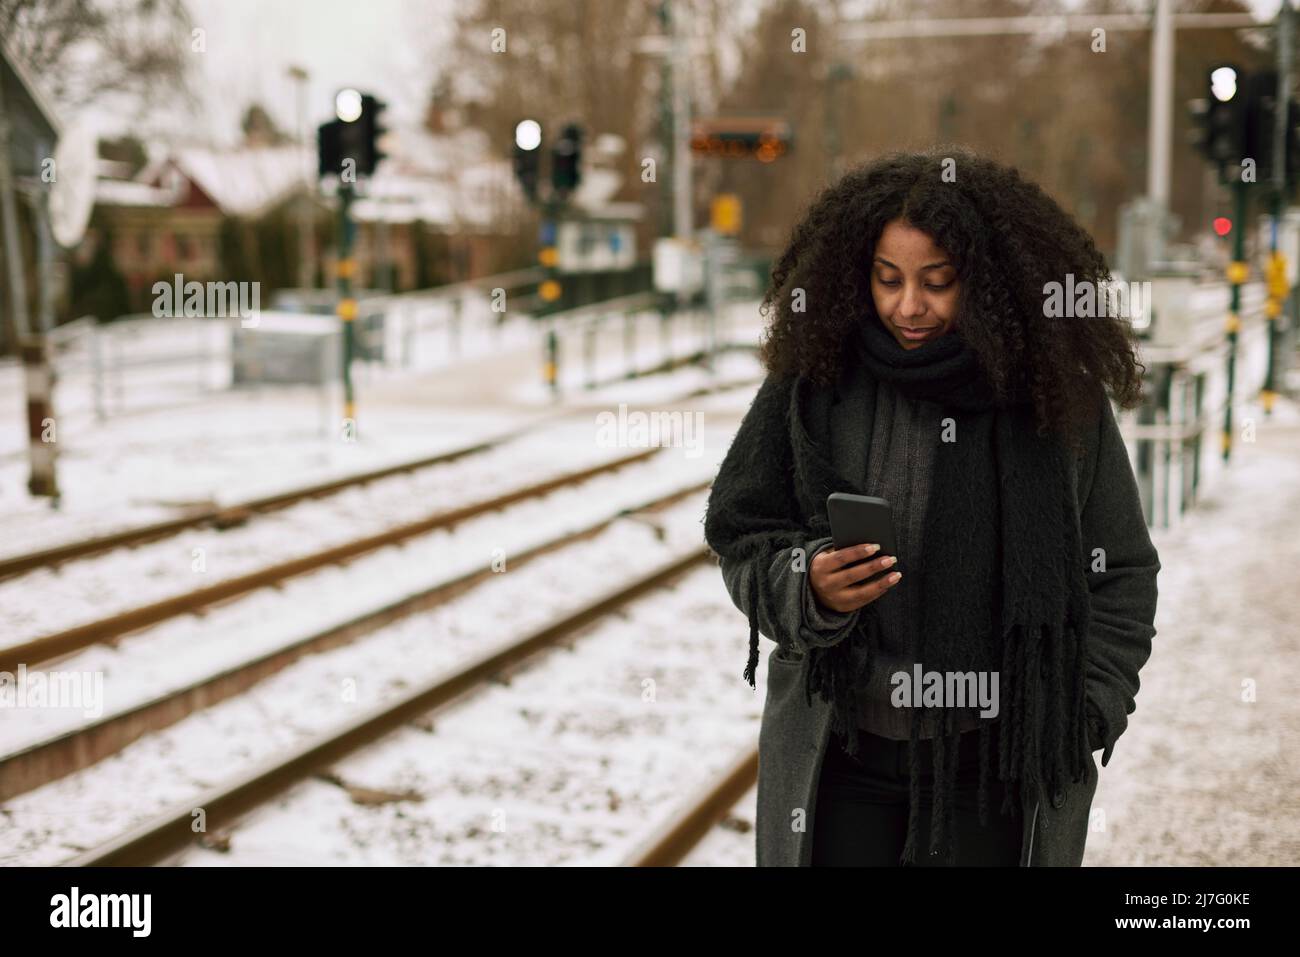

{"left": 926, "top": 281, "right": 953, "bottom": 291}
{"left": 878, "top": 278, "right": 901, "bottom": 287}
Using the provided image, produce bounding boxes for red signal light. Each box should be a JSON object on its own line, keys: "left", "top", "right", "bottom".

{"left": 1213, "top": 217, "right": 1232, "bottom": 237}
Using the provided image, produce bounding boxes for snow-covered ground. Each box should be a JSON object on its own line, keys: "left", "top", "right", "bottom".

{"left": 0, "top": 423, "right": 695, "bottom": 649}
{"left": 0, "top": 491, "right": 764, "bottom": 866}
{"left": 0, "top": 440, "right": 732, "bottom": 758}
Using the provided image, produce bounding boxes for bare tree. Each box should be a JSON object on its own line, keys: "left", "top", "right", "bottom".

{"left": 1, "top": 0, "right": 193, "bottom": 112}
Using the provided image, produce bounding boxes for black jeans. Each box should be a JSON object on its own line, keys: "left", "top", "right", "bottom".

{"left": 811, "top": 722, "right": 1023, "bottom": 866}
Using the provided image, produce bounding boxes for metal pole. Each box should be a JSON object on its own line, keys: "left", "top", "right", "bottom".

{"left": 34, "top": 142, "right": 55, "bottom": 336}
{"left": 545, "top": 325, "right": 558, "bottom": 398}
{"left": 1143, "top": 0, "right": 1174, "bottom": 269}
{"left": 336, "top": 182, "right": 357, "bottom": 432}
{"left": 1264, "top": 0, "right": 1294, "bottom": 416}
{"left": 1147, "top": 0, "right": 1173, "bottom": 208}
{"left": 624, "top": 310, "right": 635, "bottom": 378}
{"left": 1224, "top": 181, "right": 1248, "bottom": 462}
{"left": 290, "top": 65, "right": 314, "bottom": 290}
{"left": 670, "top": 0, "right": 692, "bottom": 241}
{"left": 584, "top": 320, "right": 596, "bottom": 388}
{"left": 0, "top": 78, "right": 30, "bottom": 348}
{"left": 91, "top": 320, "right": 105, "bottom": 421}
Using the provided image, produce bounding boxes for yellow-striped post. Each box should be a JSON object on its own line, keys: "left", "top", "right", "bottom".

{"left": 336, "top": 182, "right": 357, "bottom": 437}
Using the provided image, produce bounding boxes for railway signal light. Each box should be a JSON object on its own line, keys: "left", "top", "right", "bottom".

{"left": 1238, "top": 71, "right": 1300, "bottom": 190}
{"left": 357, "top": 93, "right": 388, "bottom": 176}
{"left": 318, "top": 89, "right": 387, "bottom": 179}
{"left": 550, "top": 123, "right": 583, "bottom": 200}
{"left": 513, "top": 119, "right": 543, "bottom": 202}
{"left": 1191, "top": 64, "right": 1247, "bottom": 180}
{"left": 1191, "top": 65, "right": 1300, "bottom": 193}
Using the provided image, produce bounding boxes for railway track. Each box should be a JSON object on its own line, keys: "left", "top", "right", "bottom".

{"left": 0, "top": 447, "right": 662, "bottom": 676}
{"left": 0, "top": 478, "right": 711, "bottom": 802}
{"left": 621, "top": 745, "right": 759, "bottom": 866}
{"left": 0, "top": 374, "right": 760, "bottom": 582}
{"left": 63, "top": 542, "right": 723, "bottom": 866}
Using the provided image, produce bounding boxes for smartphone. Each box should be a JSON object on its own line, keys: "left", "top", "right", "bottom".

{"left": 826, "top": 492, "right": 898, "bottom": 573}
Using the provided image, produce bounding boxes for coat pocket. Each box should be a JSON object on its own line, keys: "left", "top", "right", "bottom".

{"left": 762, "top": 645, "right": 808, "bottom": 723}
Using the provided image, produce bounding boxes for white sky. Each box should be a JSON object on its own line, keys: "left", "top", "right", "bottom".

{"left": 179, "top": 0, "right": 457, "bottom": 145}
{"left": 141, "top": 0, "right": 1290, "bottom": 147}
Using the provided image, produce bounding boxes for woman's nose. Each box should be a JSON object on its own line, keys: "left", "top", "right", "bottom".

{"left": 899, "top": 282, "right": 926, "bottom": 318}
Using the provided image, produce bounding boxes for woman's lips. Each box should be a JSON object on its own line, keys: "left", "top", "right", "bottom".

{"left": 894, "top": 323, "right": 939, "bottom": 341}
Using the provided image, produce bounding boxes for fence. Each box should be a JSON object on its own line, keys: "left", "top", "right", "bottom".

{"left": 44, "top": 313, "right": 230, "bottom": 422}
{"left": 1121, "top": 280, "right": 1294, "bottom": 528}
{"left": 15, "top": 255, "right": 769, "bottom": 436}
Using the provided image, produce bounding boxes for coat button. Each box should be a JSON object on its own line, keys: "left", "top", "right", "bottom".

{"left": 1050, "top": 788, "right": 1065, "bottom": 809}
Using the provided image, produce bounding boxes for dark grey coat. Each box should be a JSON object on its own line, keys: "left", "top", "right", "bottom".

{"left": 717, "top": 377, "right": 1161, "bottom": 866}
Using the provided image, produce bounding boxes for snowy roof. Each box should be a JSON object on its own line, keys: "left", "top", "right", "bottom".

{"left": 137, "top": 146, "right": 313, "bottom": 217}
{"left": 95, "top": 178, "right": 178, "bottom": 208}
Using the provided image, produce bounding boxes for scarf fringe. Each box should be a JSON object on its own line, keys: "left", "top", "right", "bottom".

{"left": 797, "top": 616, "right": 1089, "bottom": 866}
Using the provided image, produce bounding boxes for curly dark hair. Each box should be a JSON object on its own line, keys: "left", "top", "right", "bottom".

{"left": 757, "top": 146, "right": 1146, "bottom": 447}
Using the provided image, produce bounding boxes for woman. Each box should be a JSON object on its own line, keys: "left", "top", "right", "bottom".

{"left": 703, "top": 147, "right": 1160, "bottom": 867}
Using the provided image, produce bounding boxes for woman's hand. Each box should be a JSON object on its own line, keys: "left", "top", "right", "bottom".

{"left": 809, "top": 544, "right": 901, "bottom": 613}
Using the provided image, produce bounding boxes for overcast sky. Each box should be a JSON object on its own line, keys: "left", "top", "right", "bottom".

{"left": 162, "top": 0, "right": 1288, "bottom": 147}
{"left": 178, "top": 0, "right": 455, "bottom": 145}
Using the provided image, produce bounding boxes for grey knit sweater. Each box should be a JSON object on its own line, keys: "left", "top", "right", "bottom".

{"left": 802, "top": 376, "right": 986, "bottom": 740}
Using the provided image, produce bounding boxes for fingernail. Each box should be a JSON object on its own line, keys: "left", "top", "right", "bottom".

{"left": 864, "top": 544, "right": 879, "bottom": 554}
{"left": 883, "top": 555, "right": 897, "bottom": 567}
{"left": 888, "top": 572, "right": 902, "bottom": 583}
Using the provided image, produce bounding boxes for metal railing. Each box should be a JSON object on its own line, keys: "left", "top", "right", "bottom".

{"left": 42, "top": 314, "right": 229, "bottom": 422}
{"left": 1122, "top": 280, "right": 1287, "bottom": 528}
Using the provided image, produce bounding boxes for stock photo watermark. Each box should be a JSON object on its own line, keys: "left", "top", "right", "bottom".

{"left": 0, "top": 664, "right": 104, "bottom": 719}
{"left": 890, "top": 665, "right": 1000, "bottom": 719}
{"left": 595, "top": 403, "right": 703, "bottom": 458}
{"left": 1042, "top": 274, "right": 1151, "bottom": 330}
{"left": 50, "top": 887, "right": 151, "bottom": 937}
{"left": 152, "top": 274, "right": 261, "bottom": 328}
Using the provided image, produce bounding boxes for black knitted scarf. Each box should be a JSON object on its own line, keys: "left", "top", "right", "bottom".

{"left": 703, "top": 317, "right": 1094, "bottom": 865}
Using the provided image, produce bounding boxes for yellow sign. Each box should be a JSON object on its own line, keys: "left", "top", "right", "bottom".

{"left": 1224, "top": 312, "right": 1241, "bottom": 334}
{"left": 1267, "top": 253, "right": 1289, "bottom": 298}
{"left": 539, "top": 246, "right": 559, "bottom": 267}
{"left": 539, "top": 279, "right": 562, "bottom": 302}
{"left": 1226, "top": 261, "right": 1249, "bottom": 285}
{"left": 711, "top": 194, "right": 742, "bottom": 235}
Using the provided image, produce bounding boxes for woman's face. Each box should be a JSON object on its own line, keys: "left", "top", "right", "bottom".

{"left": 869, "top": 218, "right": 961, "bottom": 350}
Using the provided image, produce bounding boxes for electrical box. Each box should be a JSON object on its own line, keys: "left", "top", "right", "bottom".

{"left": 652, "top": 237, "right": 704, "bottom": 296}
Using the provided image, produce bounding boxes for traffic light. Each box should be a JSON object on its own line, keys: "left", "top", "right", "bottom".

{"left": 1240, "top": 71, "right": 1300, "bottom": 190}
{"left": 1243, "top": 70, "right": 1279, "bottom": 181}
{"left": 550, "top": 123, "right": 583, "bottom": 200}
{"left": 317, "top": 89, "right": 386, "bottom": 179}
{"left": 513, "top": 118, "right": 542, "bottom": 202}
{"left": 318, "top": 118, "right": 342, "bottom": 177}
{"left": 357, "top": 94, "right": 388, "bottom": 176}
{"left": 1190, "top": 64, "right": 1247, "bottom": 180}
{"left": 1191, "top": 65, "right": 1300, "bottom": 192}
